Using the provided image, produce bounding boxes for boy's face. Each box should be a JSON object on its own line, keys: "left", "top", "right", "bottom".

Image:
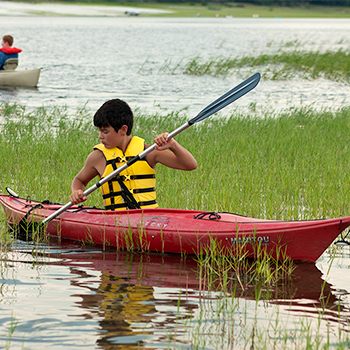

{"left": 1, "top": 39, "right": 10, "bottom": 48}
{"left": 97, "top": 125, "right": 123, "bottom": 149}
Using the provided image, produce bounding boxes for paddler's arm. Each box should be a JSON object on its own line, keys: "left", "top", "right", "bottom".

{"left": 70, "top": 150, "right": 103, "bottom": 204}
{"left": 146, "top": 132, "right": 197, "bottom": 170}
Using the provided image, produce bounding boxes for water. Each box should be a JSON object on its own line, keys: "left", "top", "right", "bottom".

{"left": 0, "top": 15, "right": 349, "bottom": 117}
{"left": 1, "top": 240, "right": 350, "bottom": 349}
{"left": 1, "top": 8, "right": 350, "bottom": 349}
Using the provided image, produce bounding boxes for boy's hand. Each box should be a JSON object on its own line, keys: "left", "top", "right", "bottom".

{"left": 70, "top": 189, "right": 87, "bottom": 205}
{"left": 154, "top": 132, "right": 175, "bottom": 151}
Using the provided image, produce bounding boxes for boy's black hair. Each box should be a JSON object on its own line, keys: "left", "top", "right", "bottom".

{"left": 93, "top": 99, "right": 133, "bottom": 135}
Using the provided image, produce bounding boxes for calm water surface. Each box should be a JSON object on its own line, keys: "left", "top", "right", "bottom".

{"left": 1, "top": 240, "right": 350, "bottom": 349}
{"left": 1, "top": 13, "right": 350, "bottom": 349}
{"left": 0, "top": 16, "right": 349, "bottom": 116}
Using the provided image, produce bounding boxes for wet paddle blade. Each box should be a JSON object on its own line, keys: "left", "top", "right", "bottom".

{"left": 11, "top": 219, "right": 45, "bottom": 241}
{"left": 189, "top": 72, "right": 260, "bottom": 125}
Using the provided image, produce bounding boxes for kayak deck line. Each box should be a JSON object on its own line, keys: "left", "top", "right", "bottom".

{"left": 1, "top": 193, "right": 349, "bottom": 263}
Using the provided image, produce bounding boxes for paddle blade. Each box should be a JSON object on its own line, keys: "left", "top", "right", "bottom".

{"left": 11, "top": 218, "right": 45, "bottom": 241}
{"left": 189, "top": 72, "right": 260, "bottom": 125}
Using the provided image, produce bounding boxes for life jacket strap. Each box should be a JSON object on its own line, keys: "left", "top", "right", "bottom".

{"left": 118, "top": 174, "right": 155, "bottom": 182}
{"left": 104, "top": 199, "right": 157, "bottom": 211}
{"left": 106, "top": 157, "right": 148, "bottom": 165}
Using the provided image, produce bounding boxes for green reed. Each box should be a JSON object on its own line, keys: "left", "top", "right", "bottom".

{"left": 194, "top": 236, "right": 296, "bottom": 299}
{"left": 0, "top": 103, "right": 98, "bottom": 204}
{"left": 182, "top": 49, "right": 350, "bottom": 81}
{"left": 167, "top": 257, "right": 349, "bottom": 350}
{"left": 164, "top": 248, "right": 349, "bottom": 350}
{"left": 1, "top": 103, "right": 350, "bottom": 222}
{"left": 5, "top": 313, "right": 18, "bottom": 350}
{"left": 157, "top": 106, "right": 350, "bottom": 220}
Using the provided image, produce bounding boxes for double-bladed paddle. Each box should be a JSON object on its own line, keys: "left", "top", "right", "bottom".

{"left": 40, "top": 72, "right": 260, "bottom": 224}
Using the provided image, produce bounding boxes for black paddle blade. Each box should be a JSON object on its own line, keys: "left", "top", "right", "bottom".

{"left": 189, "top": 72, "right": 260, "bottom": 125}
{"left": 8, "top": 206, "right": 46, "bottom": 242}
{"left": 11, "top": 218, "right": 45, "bottom": 242}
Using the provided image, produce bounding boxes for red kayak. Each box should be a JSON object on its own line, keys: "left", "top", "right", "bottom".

{"left": 1, "top": 193, "right": 349, "bottom": 262}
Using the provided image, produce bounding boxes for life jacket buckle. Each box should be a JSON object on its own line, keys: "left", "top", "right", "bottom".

{"left": 120, "top": 174, "right": 131, "bottom": 181}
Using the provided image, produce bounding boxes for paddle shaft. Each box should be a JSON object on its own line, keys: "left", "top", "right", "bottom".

{"left": 42, "top": 73, "right": 260, "bottom": 224}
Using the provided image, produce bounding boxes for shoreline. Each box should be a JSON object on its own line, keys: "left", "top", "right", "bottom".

{"left": 0, "top": 1, "right": 349, "bottom": 18}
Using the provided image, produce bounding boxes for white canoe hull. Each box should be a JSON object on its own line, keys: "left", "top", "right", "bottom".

{"left": 0, "top": 68, "right": 41, "bottom": 87}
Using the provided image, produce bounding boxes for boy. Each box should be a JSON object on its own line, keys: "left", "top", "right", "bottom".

{"left": 0, "top": 35, "right": 22, "bottom": 70}
{"left": 70, "top": 99, "right": 197, "bottom": 210}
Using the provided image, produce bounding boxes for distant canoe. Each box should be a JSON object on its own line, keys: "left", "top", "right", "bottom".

{"left": 125, "top": 10, "right": 140, "bottom": 16}
{"left": 0, "top": 68, "right": 41, "bottom": 87}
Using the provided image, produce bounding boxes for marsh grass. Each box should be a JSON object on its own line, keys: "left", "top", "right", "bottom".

{"left": 5, "top": 313, "right": 18, "bottom": 350}
{"left": 177, "top": 49, "right": 350, "bottom": 81}
{"left": 0, "top": 103, "right": 99, "bottom": 204}
{"left": 157, "top": 106, "right": 350, "bottom": 220}
{"left": 168, "top": 257, "right": 349, "bottom": 350}
{"left": 1, "top": 103, "right": 350, "bottom": 221}
{"left": 164, "top": 248, "right": 349, "bottom": 350}
{"left": 195, "top": 236, "right": 295, "bottom": 299}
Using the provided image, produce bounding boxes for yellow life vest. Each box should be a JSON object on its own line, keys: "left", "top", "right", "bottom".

{"left": 94, "top": 136, "right": 158, "bottom": 211}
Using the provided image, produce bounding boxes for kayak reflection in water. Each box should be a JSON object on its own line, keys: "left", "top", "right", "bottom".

{"left": 69, "top": 99, "right": 197, "bottom": 211}
{"left": 58, "top": 249, "right": 349, "bottom": 349}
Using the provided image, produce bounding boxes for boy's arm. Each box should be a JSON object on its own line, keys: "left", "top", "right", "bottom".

{"left": 70, "top": 150, "right": 103, "bottom": 204}
{"left": 146, "top": 133, "right": 197, "bottom": 170}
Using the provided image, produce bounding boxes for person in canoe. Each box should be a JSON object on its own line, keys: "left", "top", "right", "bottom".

{"left": 0, "top": 35, "right": 22, "bottom": 70}
{"left": 69, "top": 99, "right": 197, "bottom": 210}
